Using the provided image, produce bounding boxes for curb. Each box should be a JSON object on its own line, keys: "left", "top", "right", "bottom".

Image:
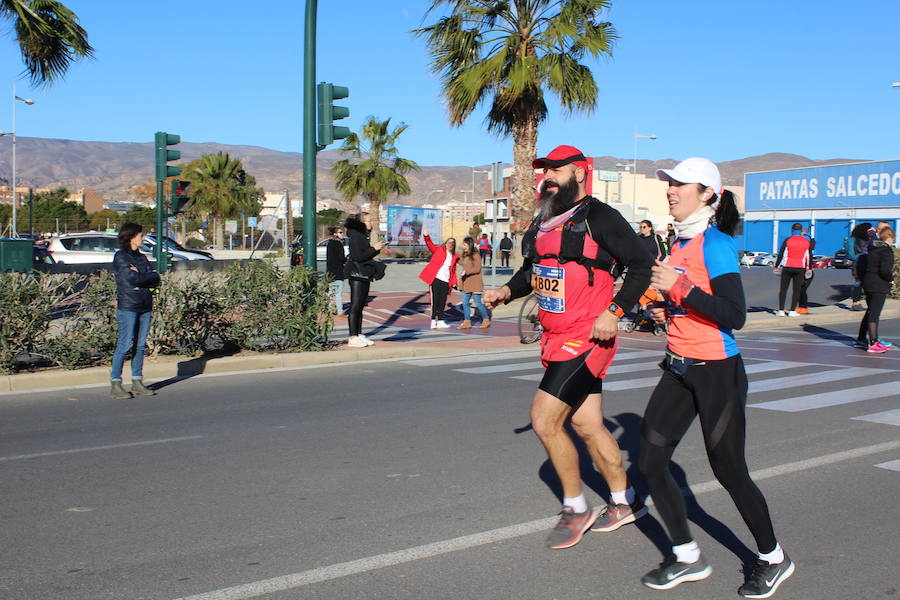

{"left": 3, "top": 303, "right": 897, "bottom": 395}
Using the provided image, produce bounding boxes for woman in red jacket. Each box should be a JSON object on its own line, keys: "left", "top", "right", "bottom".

{"left": 418, "top": 226, "right": 458, "bottom": 329}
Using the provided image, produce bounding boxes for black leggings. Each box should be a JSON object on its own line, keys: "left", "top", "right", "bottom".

{"left": 348, "top": 277, "right": 370, "bottom": 336}
{"left": 778, "top": 267, "right": 804, "bottom": 310}
{"left": 858, "top": 290, "right": 887, "bottom": 344}
{"left": 431, "top": 279, "right": 450, "bottom": 319}
{"left": 638, "top": 354, "right": 777, "bottom": 553}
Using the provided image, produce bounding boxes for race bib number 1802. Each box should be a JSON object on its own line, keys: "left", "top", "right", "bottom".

{"left": 531, "top": 264, "right": 565, "bottom": 313}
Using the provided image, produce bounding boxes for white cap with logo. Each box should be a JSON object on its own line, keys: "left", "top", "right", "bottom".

{"left": 655, "top": 157, "right": 722, "bottom": 196}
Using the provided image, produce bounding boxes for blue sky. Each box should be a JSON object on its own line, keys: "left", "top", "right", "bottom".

{"left": 1, "top": 0, "right": 899, "bottom": 167}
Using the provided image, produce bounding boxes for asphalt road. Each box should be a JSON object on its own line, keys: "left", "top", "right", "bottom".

{"left": 1, "top": 319, "right": 898, "bottom": 600}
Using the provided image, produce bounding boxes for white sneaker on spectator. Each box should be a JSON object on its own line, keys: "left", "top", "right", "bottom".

{"left": 775, "top": 310, "right": 786, "bottom": 316}
{"left": 435, "top": 320, "right": 451, "bottom": 328}
{"left": 430, "top": 319, "right": 437, "bottom": 329}
{"left": 347, "top": 336, "right": 368, "bottom": 348}
{"left": 787, "top": 310, "right": 800, "bottom": 317}
{"left": 360, "top": 335, "right": 375, "bottom": 346}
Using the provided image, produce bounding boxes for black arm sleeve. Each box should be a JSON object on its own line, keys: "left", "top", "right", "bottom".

{"left": 348, "top": 231, "right": 378, "bottom": 263}
{"left": 775, "top": 239, "right": 788, "bottom": 267}
{"left": 504, "top": 256, "right": 534, "bottom": 301}
{"left": 587, "top": 203, "right": 653, "bottom": 309}
{"left": 683, "top": 272, "right": 747, "bottom": 330}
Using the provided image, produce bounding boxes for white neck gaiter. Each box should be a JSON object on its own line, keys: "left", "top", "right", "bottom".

{"left": 673, "top": 205, "right": 715, "bottom": 240}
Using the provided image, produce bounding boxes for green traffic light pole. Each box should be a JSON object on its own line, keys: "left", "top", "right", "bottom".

{"left": 302, "top": 0, "right": 318, "bottom": 269}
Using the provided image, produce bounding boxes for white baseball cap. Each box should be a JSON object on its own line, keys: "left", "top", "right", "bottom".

{"left": 656, "top": 157, "right": 722, "bottom": 195}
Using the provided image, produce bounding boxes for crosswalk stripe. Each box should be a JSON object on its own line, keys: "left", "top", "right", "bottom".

{"left": 749, "top": 381, "right": 897, "bottom": 412}
{"left": 852, "top": 408, "right": 900, "bottom": 426}
{"left": 875, "top": 459, "right": 900, "bottom": 472}
{"left": 453, "top": 349, "right": 658, "bottom": 375}
{"left": 601, "top": 360, "right": 811, "bottom": 392}
{"left": 403, "top": 350, "right": 538, "bottom": 367}
{"left": 749, "top": 367, "right": 892, "bottom": 393}
{"left": 511, "top": 359, "right": 663, "bottom": 382}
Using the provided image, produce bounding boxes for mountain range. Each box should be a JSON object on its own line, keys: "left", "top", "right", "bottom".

{"left": 0, "top": 136, "right": 864, "bottom": 208}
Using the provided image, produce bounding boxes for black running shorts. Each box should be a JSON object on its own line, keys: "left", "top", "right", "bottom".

{"left": 539, "top": 351, "right": 603, "bottom": 407}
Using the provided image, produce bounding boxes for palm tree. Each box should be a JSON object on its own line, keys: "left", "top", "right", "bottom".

{"left": 3, "top": 0, "right": 93, "bottom": 86}
{"left": 182, "top": 152, "right": 259, "bottom": 250}
{"left": 332, "top": 117, "right": 419, "bottom": 237}
{"left": 414, "top": 0, "right": 617, "bottom": 221}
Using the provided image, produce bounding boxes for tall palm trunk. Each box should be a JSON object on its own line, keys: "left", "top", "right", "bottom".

{"left": 367, "top": 193, "right": 381, "bottom": 242}
{"left": 215, "top": 214, "right": 224, "bottom": 250}
{"left": 511, "top": 114, "right": 538, "bottom": 227}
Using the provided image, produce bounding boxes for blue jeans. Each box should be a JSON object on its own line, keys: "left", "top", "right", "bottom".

{"left": 329, "top": 279, "right": 345, "bottom": 315}
{"left": 460, "top": 292, "right": 490, "bottom": 321}
{"left": 110, "top": 310, "right": 152, "bottom": 381}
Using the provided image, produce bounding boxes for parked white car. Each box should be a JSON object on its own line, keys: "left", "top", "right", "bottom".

{"left": 316, "top": 238, "right": 349, "bottom": 262}
{"left": 47, "top": 232, "right": 127, "bottom": 264}
{"left": 143, "top": 235, "right": 212, "bottom": 261}
{"left": 740, "top": 251, "right": 761, "bottom": 267}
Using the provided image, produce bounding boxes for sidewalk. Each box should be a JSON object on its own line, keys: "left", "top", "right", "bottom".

{"left": 3, "top": 296, "right": 897, "bottom": 395}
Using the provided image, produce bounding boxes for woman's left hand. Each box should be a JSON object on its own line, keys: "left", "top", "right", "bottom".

{"left": 651, "top": 259, "right": 680, "bottom": 294}
{"left": 129, "top": 265, "right": 139, "bottom": 272}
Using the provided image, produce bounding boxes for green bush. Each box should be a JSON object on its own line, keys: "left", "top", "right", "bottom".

{"left": 0, "top": 260, "right": 334, "bottom": 374}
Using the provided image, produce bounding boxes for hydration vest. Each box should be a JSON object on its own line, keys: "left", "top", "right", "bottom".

{"left": 521, "top": 198, "right": 620, "bottom": 286}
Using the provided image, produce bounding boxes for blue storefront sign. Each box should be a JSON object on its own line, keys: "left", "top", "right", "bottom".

{"left": 745, "top": 160, "right": 900, "bottom": 210}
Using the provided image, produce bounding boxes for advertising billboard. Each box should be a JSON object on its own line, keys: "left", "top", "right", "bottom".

{"left": 386, "top": 206, "right": 442, "bottom": 246}
{"left": 745, "top": 159, "right": 900, "bottom": 211}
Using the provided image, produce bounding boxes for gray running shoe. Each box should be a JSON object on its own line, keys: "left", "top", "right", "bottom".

{"left": 131, "top": 379, "right": 156, "bottom": 396}
{"left": 641, "top": 554, "right": 712, "bottom": 590}
{"left": 545, "top": 506, "right": 597, "bottom": 549}
{"left": 591, "top": 500, "right": 648, "bottom": 532}
{"left": 738, "top": 555, "right": 795, "bottom": 599}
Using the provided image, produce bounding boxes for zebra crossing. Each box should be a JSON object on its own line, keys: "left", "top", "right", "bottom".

{"left": 403, "top": 347, "right": 900, "bottom": 472}
{"left": 332, "top": 323, "right": 486, "bottom": 344}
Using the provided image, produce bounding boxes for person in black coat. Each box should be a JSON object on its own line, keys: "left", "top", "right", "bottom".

{"left": 110, "top": 223, "right": 160, "bottom": 398}
{"left": 638, "top": 220, "right": 667, "bottom": 259}
{"left": 856, "top": 227, "right": 895, "bottom": 352}
{"left": 325, "top": 226, "right": 347, "bottom": 317}
{"left": 344, "top": 213, "right": 385, "bottom": 348}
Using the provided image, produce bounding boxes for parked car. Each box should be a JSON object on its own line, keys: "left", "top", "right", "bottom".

{"left": 47, "top": 232, "right": 123, "bottom": 264}
{"left": 812, "top": 255, "right": 832, "bottom": 269}
{"left": 831, "top": 249, "right": 853, "bottom": 268}
{"left": 741, "top": 251, "right": 762, "bottom": 267}
{"left": 752, "top": 252, "right": 776, "bottom": 267}
{"left": 143, "top": 235, "right": 213, "bottom": 261}
{"left": 315, "top": 237, "right": 349, "bottom": 262}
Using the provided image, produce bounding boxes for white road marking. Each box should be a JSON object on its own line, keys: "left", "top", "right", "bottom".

{"left": 512, "top": 360, "right": 663, "bottom": 382}
{"left": 852, "top": 408, "right": 900, "bottom": 426}
{"left": 172, "top": 439, "right": 900, "bottom": 600}
{"left": 602, "top": 360, "right": 811, "bottom": 392}
{"left": 749, "top": 366, "right": 892, "bottom": 393}
{"left": 456, "top": 361, "right": 541, "bottom": 374}
{"left": 874, "top": 459, "right": 900, "bottom": 472}
{"left": 403, "top": 350, "right": 538, "bottom": 367}
{"left": 750, "top": 381, "right": 898, "bottom": 412}
{"left": 0, "top": 435, "right": 204, "bottom": 462}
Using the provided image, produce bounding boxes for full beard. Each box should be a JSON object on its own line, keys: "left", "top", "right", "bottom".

{"left": 538, "top": 177, "right": 581, "bottom": 223}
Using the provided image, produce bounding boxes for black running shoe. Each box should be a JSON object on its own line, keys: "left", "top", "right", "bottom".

{"left": 738, "top": 555, "right": 795, "bottom": 598}
{"left": 641, "top": 554, "right": 712, "bottom": 590}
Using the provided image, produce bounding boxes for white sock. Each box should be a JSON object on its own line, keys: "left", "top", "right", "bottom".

{"left": 563, "top": 494, "right": 588, "bottom": 513}
{"left": 610, "top": 487, "right": 635, "bottom": 506}
{"left": 673, "top": 540, "right": 701, "bottom": 564}
{"left": 758, "top": 543, "right": 784, "bottom": 564}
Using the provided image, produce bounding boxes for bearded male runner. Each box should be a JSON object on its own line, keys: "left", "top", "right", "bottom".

{"left": 484, "top": 145, "right": 654, "bottom": 549}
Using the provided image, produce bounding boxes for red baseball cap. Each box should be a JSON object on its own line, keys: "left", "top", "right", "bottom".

{"left": 532, "top": 145, "right": 588, "bottom": 171}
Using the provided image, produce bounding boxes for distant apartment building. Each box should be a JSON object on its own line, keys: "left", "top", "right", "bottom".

{"left": 66, "top": 189, "right": 104, "bottom": 213}
{"left": 0, "top": 185, "right": 50, "bottom": 206}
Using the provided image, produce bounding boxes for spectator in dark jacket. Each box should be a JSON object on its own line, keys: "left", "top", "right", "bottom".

{"left": 499, "top": 232, "right": 513, "bottom": 267}
{"left": 110, "top": 223, "right": 160, "bottom": 399}
{"left": 856, "top": 227, "right": 895, "bottom": 352}
{"left": 665, "top": 223, "right": 676, "bottom": 252}
{"left": 325, "top": 226, "right": 346, "bottom": 317}
{"left": 344, "top": 213, "right": 385, "bottom": 348}
{"left": 638, "top": 220, "right": 667, "bottom": 259}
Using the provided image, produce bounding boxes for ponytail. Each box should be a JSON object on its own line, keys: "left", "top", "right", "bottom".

{"left": 711, "top": 189, "right": 739, "bottom": 236}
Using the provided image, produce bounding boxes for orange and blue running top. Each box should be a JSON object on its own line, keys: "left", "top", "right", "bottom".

{"left": 665, "top": 225, "right": 742, "bottom": 360}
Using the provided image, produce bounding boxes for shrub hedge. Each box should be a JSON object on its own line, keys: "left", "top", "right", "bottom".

{"left": 0, "top": 261, "right": 333, "bottom": 374}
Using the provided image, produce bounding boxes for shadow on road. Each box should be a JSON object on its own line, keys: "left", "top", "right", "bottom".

{"left": 150, "top": 346, "right": 241, "bottom": 391}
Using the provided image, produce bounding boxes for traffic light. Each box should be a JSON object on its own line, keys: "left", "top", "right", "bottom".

{"left": 155, "top": 131, "right": 181, "bottom": 181}
{"left": 317, "top": 82, "right": 350, "bottom": 147}
{"left": 170, "top": 179, "right": 191, "bottom": 215}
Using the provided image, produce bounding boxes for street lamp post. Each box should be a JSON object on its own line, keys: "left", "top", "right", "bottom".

{"left": 632, "top": 132, "right": 657, "bottom": 225}
{"left": 10, "top": 87, "right": 36, "bottom": 236}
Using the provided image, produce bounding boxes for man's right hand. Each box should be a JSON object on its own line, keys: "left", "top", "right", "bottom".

{"left": 649, "top": 306, "right": 667, "bottom": 324}
{"left": 483, "top": 286, "right": 511, "bottom": 309}
{"left": 421, "top": 226, "right": 429, "bottom": 238}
